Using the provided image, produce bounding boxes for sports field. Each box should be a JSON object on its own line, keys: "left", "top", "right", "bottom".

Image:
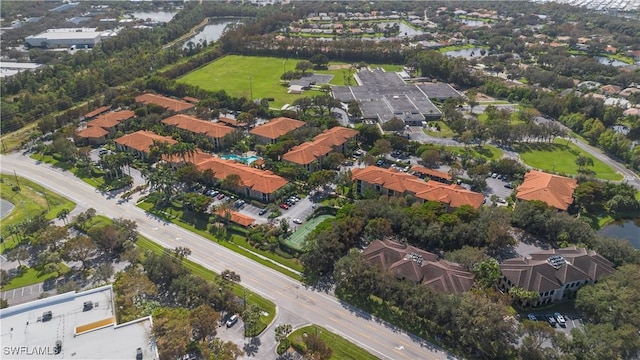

{"left": 284, "top": 214, "right": 334, "bottom": 251}
{"left": 176, "top": 55, "right": 402, "bottom": 108}
{"left": 515, "top": 138, "right": 622, "bottom": 180}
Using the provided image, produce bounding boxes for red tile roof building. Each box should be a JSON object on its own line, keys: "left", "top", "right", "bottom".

{"left": 86, "top": 110, "right": 135, "bottom": 132}
{"left": 162, "top": 114, "right": 234, "bottom": 148}
{"left": 76, "top": 126, "right": 109, "bottom": 145}
{"left": 84, "top": 106, "right": 111, "bottom": 119}
{"left": 499, "top": 247, "right": 615, "bottom": 306}
{"left": 362, "top": 240, "right": 474, "bottom": 294}
{"left": 352, "top": 166, "right": 485, "bottom": 210}
{"left": 411, "top": 165, "right": 452, "bottom": 183}
{"left": 135, "top": 93, "right": 195, "bottom": 113}
{"left": 215, "top": 209, "right": 255, "bottom": 227}
{"left": 249, "top": 117, "right": 306, "bottom": 144}
{"left": 114, "top": 130, "right": 177, "bottom": 157}
{"left": 164, "top": 151, "right": 288, "bottom": 202}
{"left": 516, "top": 170, "right": 578, "bottom": 211}
{"left": 282, "top": 126, "right": 358, "bottom": 171}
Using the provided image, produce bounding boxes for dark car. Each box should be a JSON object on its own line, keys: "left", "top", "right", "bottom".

{"left": 258, "top": 208, "right": 268, "bottom": 216}
{"left": 504, "top": 183, "right": 513, "bottom": 189}
{"left": 547, "top": 314, "right": 557, "bottom": 327}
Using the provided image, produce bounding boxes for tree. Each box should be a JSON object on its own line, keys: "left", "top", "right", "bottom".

{"left": 472, "top": 258, "right": 502, "bottom": 289}
{"left": 33, "top": 225, "right": 67, "bottom": 251}
{"left": 113, "top": 268, "right": 158, "bottom": 323}
{"left": 363, "top": 218, "right": 393, "bottom": 242}
{"left": 467, "top": 89, "right": 478, "bottom": 111}
{"left": 56, "top": 208, "right": 70, "bottom": 226}
{"left": 7, "top": 246, "right": 29, "bottom": 267}
{"left": 358, "top": 125, "right": 381, "bottom": 146}
{"left": 242, "top": 304, "right": 261, "bottom": 336}
{"left": 444, "top": 246, "right": 487, "bottom": 270}
{"left": 206, "top": 338, "right": 244, "bottom": 360}
{"left": 153, "top": 307, "right": 193, "bottom": 360}
{"left": 222, "top": 173, "right": 242, "bottom": 191}
{"left": 381, "top": 117, "right": 405, "bottom": 132}
{"left": 190, "top": 304, "right": 220, "bottom": 342}
{"left": 308, "top": 170, "right": 335, "bottom": 188}
{"left": 371, "top": 139, "right": 392, "bottom": 156}
{"left": 62, "top": 235, "right": 96, "bottom": 270}
{"left": 173, "top": 246, "right": 191, "bottom": 259}
{"left": 296, "top": 60, "right": 314, "bottom": 73}
{"left": 303, "top": 333, "right": 333, "bottom": 360}
{"left": 509, "top": 287, "right": 540, "bottom": 307}
{"left": 420, "top": 149, "right": 441, "bottom": 167}
{"left": 275, "top": 323, "right": 292, "bottom": 344}
{"left": 309, "top": 54, "right": 329, "bottom": 69}
{"left": 93, "top": 262, "right": 114, "bottom": 285}
{"left": 176, "top": 163, "right": 201, "bottom": 187}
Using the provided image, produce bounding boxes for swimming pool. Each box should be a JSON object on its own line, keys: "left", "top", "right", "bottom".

{"left": 220, "top": 154, "right": 262, "bottom": 165}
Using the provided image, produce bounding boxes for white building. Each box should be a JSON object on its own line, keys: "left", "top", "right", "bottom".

{"left": 0, "top": 62, "right": 43, "bottom": 78}
{"left": 0, "top": 285, "right": 158, "bottom": 359}
{"left": 25, "top": 28, "right": 114, "bottom": 49}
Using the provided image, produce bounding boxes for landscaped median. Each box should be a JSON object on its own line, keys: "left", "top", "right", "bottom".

{"left": 277, "top": 324, "right": 377, "bottom": 360}
{"left": 137, "top": 200, "right": 304, "bottom": 281}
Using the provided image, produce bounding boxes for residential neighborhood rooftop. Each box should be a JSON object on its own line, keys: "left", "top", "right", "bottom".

{"left": 516, "top": 170, "right": 578, "bottom": 211}
{"left": 162, "top": 114, "right": 234, "bottom": 139}
{"left": 77, "top": 126, "right": 109, "bottom": 139}
{"left": 115, "top": 130, "right": 177, "bottom": 153}
{"left": 249, "top": 117, "right": 306, "bottom": 140}
{"left": 86, "top": 110, "right": 135, "bottom": 129}
{"left": 135, "top": 93, "right": 195, "bottom": 113}
{"left": 84, "top": 105, "right": 111, "bottom": 119}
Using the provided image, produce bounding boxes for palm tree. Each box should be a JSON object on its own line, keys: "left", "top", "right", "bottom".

{"left": 56, "top": 208, "right": 70, "bottom": 226}
{"left": 147, "top": 163, "right": 178, "bottom": 206}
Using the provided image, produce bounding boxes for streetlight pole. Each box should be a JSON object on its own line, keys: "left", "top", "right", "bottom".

{"left": 249, "top": 76, "right": 253, "bottom": 100}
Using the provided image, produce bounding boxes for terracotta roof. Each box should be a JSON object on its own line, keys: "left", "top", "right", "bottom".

{"left": 501, "top": 247, "right": 615, "bottom": 293}
{"left": 362, "top": 240, "right": 472, "bottom": 294}
{"left": 114, "top": 130, "right": 177, "bottom": 153}
{"left": 135, "top": 93, "right": 195, "bottom": 112}
{"left": 249, "top": 117, "right": 305, "bottom": 140}
{"left": 182, "top": 96, "right": 199, "bottom": 104}
{"left": 77, "top": 126, "right": 109, "bottom": 139}
{"left": 84, "top": 106, "right": 111, "bottom": 119}
{"left": 352, "top": 166, "right": 485, "bottom": 209}
{"left": 282, "top": 142, "right": 333, "bottom": 165}
{"left": 163, "top": 150, "right": 287, "bottom": 195}
{"left": 421, "top": 260, "right": 475, "bottom": 294}
{"left": 600, "top": 84, "right": 622, "bottom": 94}
{"left": 312, "top": 126, "right": 359, "bottom": 148}
{"left": 86, "top": 110, "right": 135, "bottom": 129}
{"left": 162, "top": 114, "right": 233, "bottom": 139}
{"left": 218, "top": 116, "right": 246, "bottom": 127}
{"left": 411, "top": 165, "right": 452, "bottom": 181}
{"left": 516, "top": 170, "right": 578, "bottom": 210}
{"left": 216, "top": 208, "right": 254, "bottom": 227}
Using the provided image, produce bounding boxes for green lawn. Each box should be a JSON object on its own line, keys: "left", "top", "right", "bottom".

{"left": 422, "top": 121, "right": 455, "bottom": 138}
{"left": 176, "top": 55, "right": 400, "bottom": 108}
{"left": 283, "top": 215, "right": 334, "bottom": 251}
{"left": 515, "top": 139, "right": 622, "bottom": 180}
{"left": 1, "top": 264, "right": 68, "bottom": 291}
{"left": 444, "top": 144, "right": 503, "bottom": 161}
{"left": 0, "top": 174, "right": 76, "bottom": 252}
{"left": 287, "top": 325, "right": 377, "bottom": 360}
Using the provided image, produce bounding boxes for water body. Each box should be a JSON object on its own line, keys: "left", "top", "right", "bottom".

{"left": 444, "top": 47, "right": 488, "bottom": 59}
{"left": 131, "top": 11, "right": 178, "bottom": 23}
{"left": 183, "top": 18, "right": 242, "bottom": 49}
{"left": 0, "top": 199, "right": 15, "bottom": 218}
{"left": 379, "top": 22, "right": 425, "bottom": 37}
{"left": 594, "top": 56, "right": 629, "bottom": 67}
{"left": 599, "top": 219, "right": 640, "bottom": 249}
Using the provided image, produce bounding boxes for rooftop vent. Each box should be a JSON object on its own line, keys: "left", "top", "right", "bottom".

{"left": 83, "top": 301, "right": 93, "bottom": 311}
{"left": 42, "top": 311, "right": 53, "bottom": 322}
{"left": 548, "top": 255, "right": 566, "bottom": 269}
{"left": 404, "top": 252, "right": 424, "bottom": 266}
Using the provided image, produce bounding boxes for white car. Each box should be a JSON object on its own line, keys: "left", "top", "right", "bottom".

{"left": 292, "top": 218, "right": 303, "bottom": 224}
{"left": 554, "top": 312, "right": 566, "bottom": 327}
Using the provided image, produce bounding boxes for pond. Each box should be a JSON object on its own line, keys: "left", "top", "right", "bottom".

{"left": 0, "top": 199, "right": 15, "bottom": 218}
{"left": 444, "top": 47, "right": 488, "bottom": 59}
{"left": 594, "top": 56, "right": 629, "bottom": 67}
{"left": 599, "top": 219, "right": 640, "bottom": 249}
{"left": 131, "top": 11, "right": 178, "bottom": 23}
{"left": 183, "top": 18, "right": 243, "bottom": 49}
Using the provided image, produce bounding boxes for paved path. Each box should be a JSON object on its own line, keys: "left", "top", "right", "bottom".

{"left": 0, "top": 199, "right": 14, "bottom": 218}
{"left": 0, "top": 152, "right": 453, "bottom": 360}
{"left": 1, "top": 282, "right": 56, "bottom": 305}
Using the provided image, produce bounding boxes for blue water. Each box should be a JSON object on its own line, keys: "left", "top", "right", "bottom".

{"left": 221, "top": 154, "right": 261, "bottom": 165}
{"left": 599, "top": 219, "right": 640, "bottom": 249}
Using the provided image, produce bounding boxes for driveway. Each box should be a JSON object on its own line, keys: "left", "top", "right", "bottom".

{"left": 407, "top": 126, "right": 461, "bottom": 146}
{"left": 276, "top": 197, "right": 314, "bottom": 229}
{"left": 1, "top": 282, "right": 56, "bottom": 306}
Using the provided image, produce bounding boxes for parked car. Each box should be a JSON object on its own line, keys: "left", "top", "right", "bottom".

{"left": 491, "top": 173, "right": 498, "bottom": 178}
{"left": 226, "top": 314, "right": 239, "bottom": 328}
{"left": 376, "top": 159, "right": 384, "bottom": 167}
{"left": 280, "top": 203, "right": 289, "bottom": 210}
{"left": 502, "top": 176, "right": 508, "bottom": 182}
{"left": 554, "top": 313, "right": 566, "bottom": 327}
{"left": 292, "top": 218, "right": 303, "bottom": 224}
{"left": 217, "top": 194, "right": 225, "bottom": 200}
{"left": 497, "top": 174, "right": 503, "bottom": 180}
{"left": 547, "top": 314, "right": 557, "bottom": 327}
{"left": 258, "top": 208, "right": 268, "bottom": 216}
{"left": 504, "top": 183, "right": 513, "bottom": 189}
{"left": 527, "top": 314, "right": 537, "bottom": 321}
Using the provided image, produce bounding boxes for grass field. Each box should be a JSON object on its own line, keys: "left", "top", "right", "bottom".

{"left": 0, "top": 174, "right": 76, "bottom": 252}
{"left": 422, "top": 121, "right": 455, "bottom": 138}
{"left": 287, "top": 325, "right": 377, "bottom": 360}
{"left": 284, "top": 215, "right": 334, "bottom": 251}
{"left": 515, "top": 138, "right": 622, "bottom": 181}
{"left": 1, "top": 264, "right": 69, "bottom": 291}
{"left": 444, "top": 144, "right": 503, "bottom": 161}
{"left": 176, "top": 55, "right": 401, "bottom": 108}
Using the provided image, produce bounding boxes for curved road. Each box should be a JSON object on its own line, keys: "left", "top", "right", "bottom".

{"left": 0, "top": 153, "right": 453, "bottom": 360}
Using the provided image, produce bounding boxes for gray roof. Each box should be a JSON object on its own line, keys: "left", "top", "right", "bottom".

{"left": 0, "top": 285, "right": 157, "bottom": 359}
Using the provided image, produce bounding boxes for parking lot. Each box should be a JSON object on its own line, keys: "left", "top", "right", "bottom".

{"left": 484, "top": 175, "right": 515, "bottom": 205}
{"left": 216, "top": 314, "right": 246, "bottom": 347}
{"left": 523, "top": 311, "right": 584, "bottom": 337}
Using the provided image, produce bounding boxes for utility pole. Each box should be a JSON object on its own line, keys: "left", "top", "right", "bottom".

{"left": 13, "top": 170, "right": 20, "bottom": 190}
{"left": 249, "top": 76, "right": 253, "bottom": 100}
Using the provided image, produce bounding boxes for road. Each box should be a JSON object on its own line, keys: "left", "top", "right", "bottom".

{"left": 0, "top": 153, "right": 453, "bottom": 360}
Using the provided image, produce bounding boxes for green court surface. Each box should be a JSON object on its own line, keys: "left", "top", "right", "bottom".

{"left": 284, "top": 214, "right": 334, "bottom": 251}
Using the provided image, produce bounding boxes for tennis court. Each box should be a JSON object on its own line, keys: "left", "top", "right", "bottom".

{"left": 283, "top": 214, "right": 334, "bottom": 251}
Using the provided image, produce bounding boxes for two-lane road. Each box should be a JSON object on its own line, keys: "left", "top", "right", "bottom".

{"left": 0, "top": 153, "right": 453, "bottom": 360}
